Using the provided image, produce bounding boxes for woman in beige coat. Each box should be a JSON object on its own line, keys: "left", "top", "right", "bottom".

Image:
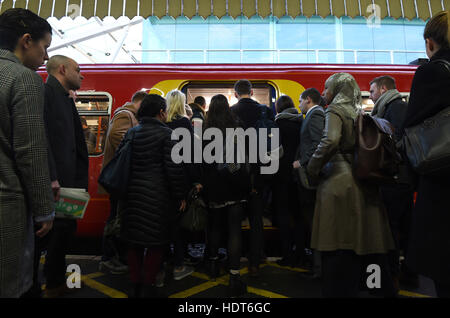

{"left": 306, "top": 73, "right": 395, "bottom": 297}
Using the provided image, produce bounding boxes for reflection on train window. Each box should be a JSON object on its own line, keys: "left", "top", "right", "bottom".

{"left": 80, "top": 116, "right": 109, "bottom": 156}
{"left": 75, "top": 92, "right": 112, "bottom": 156}
{"left": 75, "top": 94, "right": 110, "bottom": 111}
{"left": 183, "top": 82, "right": 275, "bottom": 111}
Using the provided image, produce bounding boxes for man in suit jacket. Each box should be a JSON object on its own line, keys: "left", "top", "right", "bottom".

{"left": 293, "top": 87, "right": 325, "bottom": 279}
{"left": 39, "top": 55, "right": 88, "bottom": 297}
{"left": 0, "top": 8, "right": 54, "bottom": 298}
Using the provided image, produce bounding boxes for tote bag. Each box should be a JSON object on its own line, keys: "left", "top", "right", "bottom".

{"left": 98, "top": 128, "right": 137, "bottom": 198}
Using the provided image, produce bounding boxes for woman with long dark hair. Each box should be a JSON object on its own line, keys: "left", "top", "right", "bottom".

{"left": 202, "top": 94, "right": 250, "bottom": 297}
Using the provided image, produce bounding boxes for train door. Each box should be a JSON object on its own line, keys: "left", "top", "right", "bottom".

{"left": 181, "top": 81, "right": 277, "bottom": 229}
{"left": 181, "top": 82, "right": 277, "bottom": 114}
{"left": 74, "top": 91, "right": 112, "bottom": 237}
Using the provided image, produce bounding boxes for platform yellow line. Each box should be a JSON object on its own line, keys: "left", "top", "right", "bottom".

{"left": 266, "top": 261, "right": 309, "bottom": 273}
{"left": 81, "top": 272, "right": 128, "bottom": 298}
{"left": 247, "top": 286, "right": 288, "bottom": 298}
{"left": 398, "top": 289, "right": 432, "bottom": 298}
{"left": 184, "top": 264, "right": 288, "bottom": 299}
{"left": 169, "top": 281, "right": 220, "bottom": 298}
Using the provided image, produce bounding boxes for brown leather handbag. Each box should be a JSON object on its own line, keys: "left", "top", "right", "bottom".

{"left": 353, "top": 112, "right": 401, "bottom": 184}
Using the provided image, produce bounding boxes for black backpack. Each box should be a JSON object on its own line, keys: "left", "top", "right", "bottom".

{"left": 254, "top": 105, "right": 283, "bottom": 165}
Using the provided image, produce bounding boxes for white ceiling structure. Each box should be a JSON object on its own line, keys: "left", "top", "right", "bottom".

{"left": 47, "top": 16, "right": 145, "bottom": 63}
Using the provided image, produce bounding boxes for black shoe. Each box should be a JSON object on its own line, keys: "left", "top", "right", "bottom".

{"left": 399, "top": 272, "right": 419, "bottom": 289}
{"left": 228, "top": 274, "right": 247, "bottom": 297}
{"left": 248, "top": 265, "right": 260, "bottom": 278}
{"left": 276, "top": 257, "right": 291, "bottom": 267}
{"left": 299, "top": 271, "right": 321, "bottom": 281}
{"left": 132, "top": 283, "right": 142, "bottom": 298}
{"left": 141, "top": 285, "right": 161, "bottom": 298}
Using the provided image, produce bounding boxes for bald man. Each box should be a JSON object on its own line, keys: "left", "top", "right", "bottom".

{"left": 35, "top": 55, "right": 88, "bottom": 298}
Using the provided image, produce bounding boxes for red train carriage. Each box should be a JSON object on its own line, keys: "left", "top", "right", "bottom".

{"left": 38, "top": 63, "right": 417, "bottom": 240}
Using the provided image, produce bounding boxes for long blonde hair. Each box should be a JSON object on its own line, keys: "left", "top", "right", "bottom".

{"left": 166, "top": 89, "right": 186, "bottom": 123}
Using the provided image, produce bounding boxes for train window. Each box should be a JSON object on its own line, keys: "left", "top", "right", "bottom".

{"left": 360, "top": 91, "right": 409, "bottom": 113}
{"left": 75, "top": 92, "right": 112, "bottom": 156}
{"left": 182, "top": 82, "right": 276, "bottom": 112}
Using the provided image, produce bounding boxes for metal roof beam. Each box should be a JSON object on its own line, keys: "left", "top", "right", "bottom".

{"left": 48, "top": 17, "right": 144, "bottom": 52}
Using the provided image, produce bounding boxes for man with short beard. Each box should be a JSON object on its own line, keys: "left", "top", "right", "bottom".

{"left": 40, "top": 55, "right": 89, "bottom": 298}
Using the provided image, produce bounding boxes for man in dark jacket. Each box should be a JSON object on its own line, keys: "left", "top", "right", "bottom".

{"left": 230, "top": 79, "right": 275, "bottom": 276}
{"left": 370, "top": 75, "right": 417, "bottom": 290}
{"left": 40, "top": 55, "right": 88, "bottom": 298}
{"left": 293, "top": 88, "right": 325, "bottom": 279}
{"left": 273, "top": 96, "right": 303, "bottom": 267}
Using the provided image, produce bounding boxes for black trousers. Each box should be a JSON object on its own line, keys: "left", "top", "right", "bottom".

{"left": 102, "top": 195, "right": 128, "bottom": 263}
{"left": 273, "top": 179, "right": 303, "bottom": 259}
{"left": 434, "top": 281, "right": 450, "bottom": 298}
{"left": 380, "top": 184, "right": 414, "bottom": 276}
{"left": 208, "top": 203, "right": 244, "bottom": 271}
{"left": 169, "top": 215, "right": 189, "bottom": 268}
{"left": 29, "top": 218, "right": 76, "bottom": 294}
{"left": 43, "top": 218, "right": 77, "bottom": 289}
{"left": 247, "top": 191, "right": 265, "bottom": 266}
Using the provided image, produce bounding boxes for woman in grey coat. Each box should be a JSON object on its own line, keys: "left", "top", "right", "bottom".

{"left": 0, "top": 9, "right": 54, "bottom": 298}
{"left": 307, "top": 73, "right": 395, "bottom": 297}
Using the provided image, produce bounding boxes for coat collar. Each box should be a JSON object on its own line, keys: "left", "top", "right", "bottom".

{"left": 429, "top": 48, "right": 450, "bottom": 63}
{"left": 46, "top": 74, "right": 69, "bottom": 96}
{"left": 0, "top": 49, "right": 22, "bottom": 65}
{"left": 140, "top": 116, "right": 168, "bottom": 127}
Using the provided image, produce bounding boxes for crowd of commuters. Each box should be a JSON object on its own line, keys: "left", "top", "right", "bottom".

{"left": 0, "top": 8, "right": 449, "bottom": 298}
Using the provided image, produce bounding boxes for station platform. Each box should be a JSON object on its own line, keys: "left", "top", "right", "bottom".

{"left": 41, "top": 253, "right": 437, "bottom": 299}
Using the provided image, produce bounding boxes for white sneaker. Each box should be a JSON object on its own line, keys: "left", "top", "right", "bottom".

{"left": 173, "top": 266, "right": 194, "bottom": 281}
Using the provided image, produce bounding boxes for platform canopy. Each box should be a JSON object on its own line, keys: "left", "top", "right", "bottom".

{"left": 0, "top": 0, "right": 448, "bottom": 21}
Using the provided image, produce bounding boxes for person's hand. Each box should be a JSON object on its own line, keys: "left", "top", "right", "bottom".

{"left": 179, "top": 200, "right": 187, "bottom": 212}
{"left": 293, "top": 160, "right": 300, "bottom": 169}
{"left": 36, "top": 220, "right": 53, "bottom": 238}
{"left": 51, "top": 180, "right": 61, "bottom": 202}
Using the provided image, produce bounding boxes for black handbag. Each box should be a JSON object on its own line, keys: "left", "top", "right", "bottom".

{"left": 98, "top": 128, "right": 137, "bottom": 198}
{"left": 293, "top": 163, "right": 317, "bottom": 190}
{"left": 402, "top": 105, "right": 450, "bottom": 176}
{"left": 180, "top": 188, "right": 208, "bottom": 232}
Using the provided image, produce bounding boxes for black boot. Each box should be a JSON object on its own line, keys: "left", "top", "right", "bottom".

{"left": 228, "top": 273, "right": 247, "bottom": 297}
{"left": 208, "top": 258, "right": 220, "bottom": 281}
{"left": 141, "top": 285, "right": 158, "bottom": 298}
{"left": 132, "top": 283, "right": 142, "bottom": 298}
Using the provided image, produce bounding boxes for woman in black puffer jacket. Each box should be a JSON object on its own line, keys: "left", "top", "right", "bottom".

{"left": 119, "top": 94, "right": 187, "bottom": 297}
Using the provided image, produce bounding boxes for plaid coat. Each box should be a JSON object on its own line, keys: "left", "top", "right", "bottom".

{"left": 0, "top": 49, "right": 54, "bottom": 298}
